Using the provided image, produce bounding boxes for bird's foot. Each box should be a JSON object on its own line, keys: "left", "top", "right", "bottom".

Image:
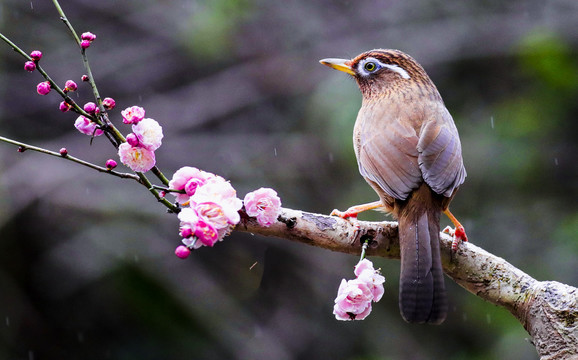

{"left": 443, "top": 225, "right": 468, "bottom": 252}
{"left": 330, "top": 201, "right": 384, "bottom": 220}
{"left": 330, "top": 208, "right": 359, "bottom": 219}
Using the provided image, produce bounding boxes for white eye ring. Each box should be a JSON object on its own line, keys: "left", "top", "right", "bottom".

{"left": 357, "top": 57, "right": 411, "bottom": 79}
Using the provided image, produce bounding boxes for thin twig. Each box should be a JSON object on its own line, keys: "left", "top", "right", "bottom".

{"left": 0, "top": 135, "right": 141, "bottom": 181}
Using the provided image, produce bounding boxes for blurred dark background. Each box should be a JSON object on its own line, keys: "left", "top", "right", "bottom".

{"left": 1, "top": 0, "right": 577, "bottom": 359}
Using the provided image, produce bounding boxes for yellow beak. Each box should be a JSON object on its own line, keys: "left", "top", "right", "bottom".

{"left": 319, "top": 58, "right": 355, "bottom": 76}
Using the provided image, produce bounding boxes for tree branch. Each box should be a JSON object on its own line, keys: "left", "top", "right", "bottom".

{"left": 236, "top": 207, "right": 578, "bottom": 360}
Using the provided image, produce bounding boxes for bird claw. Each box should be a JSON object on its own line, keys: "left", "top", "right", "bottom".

{"left": 330, "top": 208, "right": 358, "bottom": 219}
{"left": 443, "top": 225, "right": 468, "bottom": 252}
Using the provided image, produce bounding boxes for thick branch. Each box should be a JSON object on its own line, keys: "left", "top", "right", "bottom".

{"left": 236, "top": 207, "right": 578, "bottom": 360}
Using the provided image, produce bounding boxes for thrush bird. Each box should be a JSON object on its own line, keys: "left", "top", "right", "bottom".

{"left": 320, "top": 49, "right": 467, "bottom": 324}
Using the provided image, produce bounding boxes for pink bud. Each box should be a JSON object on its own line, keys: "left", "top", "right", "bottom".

{"left": 59, "top": 101, "right": 70, "bottom": 112}
{"left": 36, "top": 81, "right": 51, "bottom": 95}
{"left": 29, "top": 50, "right": 42, "bottom": 61}
{"left": 81, "top": 32, "right": 97, "bottom": 41}
{"left": 18, "top": 146, "right": 26, "bottom": 153}
{"left": 24, "top": 61, "right": 36, "bottom": 72}
{"left": 105, "top": 159, "right": 117, "bottom": 170}
{"left": 179, "top": 227, "right": 193, "bottom": 238}
{"left": 84, "top": 102, "right": 97, "bottom": 113}
{"left": 175, "top": 245, "right": 191, "bottom": 259}
{"left": 65, "top": 80, "right": 78, "bottom": 92}
{"left": 159, "top": 190, "right": 166, "bottom": 198}
{"left": 80, "top": 40, "right": 91, "bottom": 49}
{"left": 59, "top": 148, "right": 68, "bottom": 156}
{"left": 81, "top": 75, "right": 89, "bottom": 82}
{"left": 126, "top": 133, "right": 139, "bottom": 147}
{"left": 102, "top": 97, "right": 116, "bottom": 110}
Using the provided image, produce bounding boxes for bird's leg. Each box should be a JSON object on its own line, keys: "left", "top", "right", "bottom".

{"left": 330, "top": 200, "right": 384, "bottom": 219}
{"left": 442, "top": 208, "right": 468, "bottom": 251}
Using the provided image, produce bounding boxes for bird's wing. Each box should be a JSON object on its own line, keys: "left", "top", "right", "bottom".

{"left": 417, "top": 107, "right": 466, "bottom": 197}
{"left": 357, "top": 116, "right": 422, "bottom": 200}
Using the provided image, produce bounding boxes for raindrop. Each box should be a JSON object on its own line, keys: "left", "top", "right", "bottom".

{"left": 554, "top": 158, "right": 559, "bottom": 166}
{"left": 274, "top": 148, "right": 277, "bottom": 157}
{"left": 328, "top": 152, "right": 334, "bottom": 163}
{"left": 29, "top": 351, "right": 34, "bottom": 360}
{"left": 30, "top": 1, "right": 34, "bottom": 10}
{"left": 77, "top": 332, "right": 84, "bottom": 343}
{"left": 134, "top": 255, "right": 139, "bottom": 263}
{"left": 5, "top": 317, "right": 9, "bottom": 326}
{"left": 490, "top": 116, "right": 494, "bottom": 129}
{"left": 486, "top": 313, "right": 492, "bottom": 324}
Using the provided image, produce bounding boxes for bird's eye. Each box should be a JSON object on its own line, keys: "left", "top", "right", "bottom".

{"left": 364, "top": 61, "right": 378, "bottom": 72}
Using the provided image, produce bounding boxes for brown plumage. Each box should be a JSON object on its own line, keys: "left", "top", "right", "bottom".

{"left": 320, "top": 49, "right": 466, "bottom": 324}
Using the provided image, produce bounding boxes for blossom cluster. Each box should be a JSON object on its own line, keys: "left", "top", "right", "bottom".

{"left": 171, "top": 167, "right": 282, "bottom": 258}
{"left": 333, "top": 259, "right": 385, "bottom": 321}
{"left": 117, "top": 106, "right": 163, "bottom": 173}
{"left": 171, "top": 167, "right": 243, "bottom": 253}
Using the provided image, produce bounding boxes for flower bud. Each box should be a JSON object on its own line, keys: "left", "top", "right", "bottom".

{"left": 24, "top": 61, "right": 36, "bottom": 72}
{"left": 59, "top": 101, "right": 70, "bottom": 112}
{"left": 80, "top": 40, "right": 91, "bottom": 49}
{"left": 81, "top": 75, "right": 89, "bottom": 82}
{"left": 175, "top": 245, "right": 191, "bottom": 259}
{"left": 105, "top": 159, "right": 117, "bottom": 170}
{"left": 126, "top": 133, "right": 139, "bottom": 147}
{"left": 36, "top": 81, "right": 51, "bottom": 95}
{"left": 64, "top": 80, "right": 78, "bottom": 92}
{"left": 102, "top": 97, "right": 116, "bottom": 110}
{"left": 59, "top": 148, "right": 68, "bottom": 156}
{"left": 179, "top": 227, "right": 193, "bottom": 238}
{"left": 81, "top": 32, "right": 97, "bottom": 41}
{"left": 29, "top": 50, "right": 42, "bottom": 61}
{"left": 83, "top": 102, "right": 97, "bottom": 113}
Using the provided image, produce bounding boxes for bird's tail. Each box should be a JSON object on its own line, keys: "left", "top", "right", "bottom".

{"left": 397, "top": 183, "right": 447, "bottom": 324}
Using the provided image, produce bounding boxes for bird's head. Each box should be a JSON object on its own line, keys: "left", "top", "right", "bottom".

{"left": 320, "top": 49, "right": 437, "bottom": 99}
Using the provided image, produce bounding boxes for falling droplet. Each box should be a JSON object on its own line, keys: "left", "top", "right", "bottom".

{"left": 328, "top": 152, "right": 334, "bottom": 163}
{"left": 29, "top": 351, "right": 34, "bottom": 360}
{"left": 554, "top": 158, "right": 559, "bottom": 166}
{"left": 134, "top": 255, "right": 139, "bottom": 263}
{"left": 77, "top": 332, "right": 84, "bottom": 343}
{"left": 274, "top": 148, "right": 277, "bottom": 157}
{"left": 486, "top": 313, "right": 492, "bottom": 324}
{"left": 5, "top": 317, "right": 9, "bottom": 326}
{"left": 490, "top": 116, "right": 494, "bottom": 129}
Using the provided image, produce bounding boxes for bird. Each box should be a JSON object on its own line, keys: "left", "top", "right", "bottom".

{"left": 320, "top": 49, "right": 467, "bottom": 324}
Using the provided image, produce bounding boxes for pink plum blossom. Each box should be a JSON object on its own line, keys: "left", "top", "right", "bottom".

{"left": 194, "top": 219, "right": 220, "bottom": 247}
{"left": 243, "top": 188, "right": 281, "bottom": 227}
{"left": 191, "top": 178, "right": 243, "bottom": 225}
{"left": 105, "top": 159, "right": 117, "bottom": 170}
{"left": 132, "top": 118, "right": 163, "bottom": 151}
{"left": 80, "top": 40, "right": 91, "bottom": 49}
{"left": 74, "top": 115, "right": 104, "bottom": 136}
{"left": 81, "top": 32, "right": 97, "bottom": 41}
{"left": 36, "top": 81, "right": 51, "bottom": 95}
{"left": 168, "top": 167, "right": 215, "bottom": 205}
{"left": 354, "top": 259, "right": 386, "bottom": 302}
{"left": 65, "top": 80, "right": 78, "bottom": 92}
{"left": 59, "top": 101, "right": 70, "bottom": 112}
{"left": 121, "top": 106, "right": 145, "bottom": 124}
{"left": 117, "top": 142, "right": 156, "bottom": 172}
{"left": 29, "top": 50, "right": 42, "bottom": 61}
{"left": 333, "top": 279, "right": 374, "bottom": 321}
{"left": 24, "top": 61, "right": 36, "bottom": 72}
{"left": 333, "top": 258, "right": 385, "bottom": 321}
{"left": 175, "top": 245, "right": 191, "bottom": 259}
{"left": 84, "top": 102, "right": 97, "bottom": 113}
{"left": 126, "top": 133, "right": 139, "bottom": 147}
{"left": 102, "top": 97, "right": 116, "bottom": 110}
